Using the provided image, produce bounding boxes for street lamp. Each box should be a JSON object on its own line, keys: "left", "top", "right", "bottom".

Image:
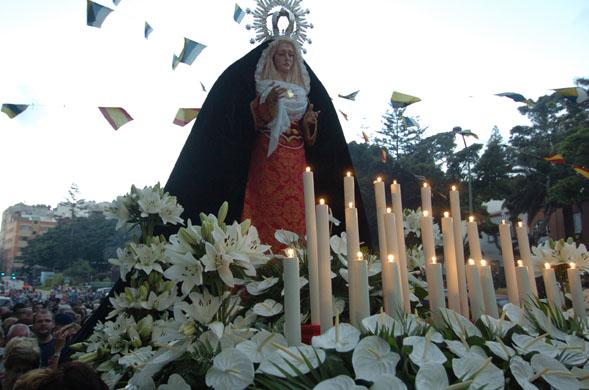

{"left": 452, "top": 126, "right": 479, "bottom": 215}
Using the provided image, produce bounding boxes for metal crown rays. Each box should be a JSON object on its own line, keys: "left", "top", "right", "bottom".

{"left": 245, "top": 0, "right": 313, "bottom": 52}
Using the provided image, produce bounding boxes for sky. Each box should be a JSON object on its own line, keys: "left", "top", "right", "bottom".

{"left": 1, "top": 0, "right": 588, "bottom": 216}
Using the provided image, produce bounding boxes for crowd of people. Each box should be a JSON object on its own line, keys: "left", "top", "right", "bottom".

{"left": 0, "top": 287, "right": 108, "bottom": 389}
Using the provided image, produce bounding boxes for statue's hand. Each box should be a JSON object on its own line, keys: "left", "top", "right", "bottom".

{"left": 303, "top": 103, "right": 319, "bottom": 145}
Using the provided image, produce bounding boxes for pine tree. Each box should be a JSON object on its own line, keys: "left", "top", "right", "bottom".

{"left": 375, "top": 103, "right": 424, "bottom": 159}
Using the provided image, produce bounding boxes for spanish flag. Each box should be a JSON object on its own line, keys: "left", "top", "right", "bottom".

{"left": 544, "top": 153, "right": 565, "bottom": 165}
{"left": 1, "top": 104, "right": 29, "bottom": 118}
{"left": 390, "top": 91, "right": 421, "bottom": 108}
{"left": 381, "top": 147, "right": 388, "bottom": 163}
{"left": 87, "top": 0, "right": 113, "bottom": 28}
{"left": 573, "top": 165, "right": 589, "bottom": 180}
{"left": 553, "top": 87, "right": 588, "bottom": 104}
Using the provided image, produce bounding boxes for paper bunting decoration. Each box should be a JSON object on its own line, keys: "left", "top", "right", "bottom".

{"left": 362, "top": 131, "right": 369, "bottom": 143}
{"left": 87, "top": 0, "right": 114, "bottom": 28}
{"left": 172, "top": 38, "right": 206, "bottom": 70}
{"left": 200, "top": 82, "right": 207, "bottom": 92}
{"left": 573, "top": 165, "right": 589, "bottom": 180}
{"left": 338, "top": 110, "right": 348, "bottom": 121}
{"left": 544, "top": 153, "right": 566, "bottom": 165}
{"left": 112, "top": 0, "right": 122, "bottom": 5}
{"left": 1, "top": 104, "right": 29, "bottom": 119}
{"left": 495, "top": 92, "right": 527, "bottom": 103}
{"left": 390, "top": 91, "right": 421, "bottom": 108}
{"left": 98, "top": 107, "right": 133, "bottom": 130}
{"left": 404, "top": 117, "right": 418, "bottom": 127}
{"left": 553, "top": 87, "right": 588, "bottom": 104}
{"left": 173, "top": 108, "right": 200, "bottom": 126}
{"left": 338, "top": 90, "right": 359, "bottom": 101}
{"left": 380, "top": 148, "right": 388, "bottom": 163}
{"left": 144, "top": 22, "right": 153, "bottom": 39}
{"left": 234, "top": 4, "right": 246, "bottom": 23}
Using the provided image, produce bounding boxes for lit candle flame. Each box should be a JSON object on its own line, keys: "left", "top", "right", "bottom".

{"left": 305, "top": 166, "right": 311, "bottom": 172}
{"left": 423, "top": 182, "right": 428, "bottom": 188}
{"left": 319, "top": 198, "right": 325, "bottom": 205}
{"left": 443, "top": 211, "right": 449, "bottom": 218}
{"left": 571, "top": 262, "right": 577, "bottom": 269}
{"left": 544, "top": 263, "right": 551, "bottom": 270}
{"left": 346, "top": 171, "right": 351, "bottom": 177}
{"left": 387, "top": 254, "right": 394, "bottom": 263}
{"left": 481, "top": 259, "right": 487, "bottom": 267}
{"left": 285, "top": 248, "right": 295, "bottom": 258}
{"left": 423, "top": 210, "right": 429, "bottom": 217}
{"left": 501, "top": 219, "right": 506, "bottom": 224}
{"left": 469, "top": 216, "right": 475, "bottom": 223}
{"left": 348, "top": 202, "right": 353, "bottom": 208}
{"left": 431, "top": 256, "right": 437, "bottom": 264}
{"left": 517, "top": 260, "right": 524, "bottom": 267}
{"left": 468, "top": 258, "right": 475, "bottom": 266}
{"left": 451, "top": 185, "right": 457, "bottom": 191}
{"left": 386, "top": 207, "right": 391, "bottom": 213}
{"left": 393, "top": 179, "right": 397, "bottom": 184}
{"left": 376, "top": 177, "right": 382, "bottom": 182}
{"left": 517, "top": 221, "right": 523, "bottom": 228}
{"left": 356, "top": 251, "right": 363, "bottom": 261}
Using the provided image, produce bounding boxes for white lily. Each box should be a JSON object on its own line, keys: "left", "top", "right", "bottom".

{"left": 352, "top": 336, "right": 400, "bottom": 381}
{"left": 118, "top": 346, "right": 156, "bottom": 369}
{"left": 452, "top": 352, "right": 504, "bottom": 390}
{"left": 275, "top": 229, "right": 299, "bottom": 246}
{"left": 253, "top": 299, "right": 283, "bottom": 317}
{"left": 158, "top": 194, "right": 184, "bottom": 225}
{"left": 163, "top": 251, "right": 203, "bottom": 296}
{"left": 257, "top": 344, "right": 326, "bottom": 378}
{"left": 177, "top": 289, "right": 224, "bottom": 325}
{"left": 236, "top": 329, "right": 288, "bottom": 363}
{"left": 485, "top": 339, "right": 515, "bottom": 361}
{"left": 314, "top": 375, "right": 367, "bottom": 390}
{"left": 445, "top": 340, "right": 487, "bottom": 358}
{"left": 157, "top": 373, "right": 191, "bottom": 390}
{"left": 131, "top": 242, "right": 166, "bottom": 275}
{"left": 370, "top": 374, "right": 408, "bottom": 390}
{"left": 439, "top": 308, "right": 482, "bottom": 338}
{"left": 512, "top": 333, "right": 557, "bottom": 357}
{"left": 108, "top": 245, "right": 136, "bottom": 281}
{"left": 312, "top": 321, "right": 360, "bottom": 352}
{"left": 246, "top": 277, "right": 279, "bottom": 295}
{"left": 510, "top": 356, "right": 538, "bottom": 390}
{"left": 205, "top": 348, "right": 255, "bottom": 390}
{"left": 480, "top": 314, "right": 516, "bottom": 338}
{"left": 361, "top": 312, "right": 402, "bottom": 336}
{"left": 530, "top": 353, "right": 580, "bottom": 389}
{"left": 403, "top": 330, "right": 447, "bottom": 367}
{"left": 415, "top": 362, "right": 448, "bottom": 390}
{"left": 137, "top": 186, "right": 165, "bottom": 217}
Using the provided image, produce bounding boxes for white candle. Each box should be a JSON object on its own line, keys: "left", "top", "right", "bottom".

{"left": 283, "top": 248, "right": 301, "bottom": 346}
{"left": 302, "top": 167, "right": 320, "bottom": 324}
{"left": 390, "top": 181, "right": 410, "bottom": 312}
{"left": 427, "top": 257, "right": 446, "bottom": 326}
{"left": 420, "top": 210, "right": 436, "bottom": 262}
{"left": 441, "top": 212, "right": 460, "bottom": 312}
{"left": 466, "top": 258, "right": 484, "bottom": 321}
{"left": 498, "top": 221, "right": 519, "bottom": 305}
{"left": 515, "top": 221, "right": 538, "bottom": 297}
{"left": 421, "top": 182, "right": 432, "bottom": 215}
{"left": 516, "top": 260, "right": 533, "bottom": 307}
{"left": 382, "top": 209, "right": 398, "bottom": 314}
{"left": 316, "top": 199, "right": 333, "bottom": 333}
{"left": 449, "top": 185, "right": 469, "bottom": 318}
{"left": 356, "top": 252, "right": 371, "bottom": 324}
{"left": 388, "top": 255, "right": 403, "bottom": 313}
{"left": 567, "top": 263, "right": 586, "bottom": 321}
{"left": 467, "top": 216, "right": 483, "bottom": 264}
{"left": 374, "top": 178, "right": 388, "bottom": 289}
{"left": 345, "top": 204, "right": 360, "bottom": 327}
{"left": 542, "top": 263, "right": 563, "bottom": 308}
{"left": 479, "top": 260, "right": 499, "bottom": 318}
{"left": 344, "top": 171, "right": 355, "bottom": 208}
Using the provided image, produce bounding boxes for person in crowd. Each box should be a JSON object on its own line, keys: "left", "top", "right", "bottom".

{"left": 2, "top": 337, "right": 40, "bottom": 390}
{"left": 2, "top": 318, "right": 18, "bottom": 336}
{"left": 13, "top": 306, "right": 33, "bottom": 326}
{"left": 12, "top": 368, "right": 52, "bottom": 390}
{"left": 31, "top": 310, "right": 55, "bottom": 367}
{"left": 32, "top": 361, "right": 107, "bottom": 390}
{"left": 6, "top": 325, "right": 32, "bottom": 342}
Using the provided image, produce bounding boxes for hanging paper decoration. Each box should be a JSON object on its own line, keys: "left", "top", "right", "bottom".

{"left": 112, "top": 0, "right": 122, "bottom": 5}
{"left": 338, "top": 110, "right": 348, "bottom": 121}
{"left": 200, "top": 82, "right": 207, "bottom": 92}
{"left": 1, "top": 104, "right": 29, "bottom": 119}
{"left": 234, "top": 4, "right": 246, "bottom": 23}
{"left": 380, "top": 147, "right": 388, "bottom": 163}
{"left": 544, "top": 153, "right": 566, "bottom": 165}
{"left": 553, "top": 87, "right": 588, "bottom": 104}
{"left": 173, "top": 108, "right": 201, "bottom": 126}
{"left": 403, "top": 117, "right": 418, "bottom": 127}
{"left": 573, "top": 165, "right": 589, "bottom": 180}
{"left": 362, "top": 131, "right": 369, "bottom": 143}
{"left": 98, "top": 107, "right": 133, "bottom": 130}
{"left": 495, "top": 92, "right": 527, "bottom": 103}
{"left": 338, "top": 90, "right": 359, "bottom": 101}
{"left": 144, "top": 22, "right": 153, "bottom": 39}
{"left": 172, "top": 38, "right": 206, "bottom": 69}
{"left": 390, "top": 91, "right": 421, "bottom": 108}
{"left": 87, "top": 0, "right": 114, "bottom": 28}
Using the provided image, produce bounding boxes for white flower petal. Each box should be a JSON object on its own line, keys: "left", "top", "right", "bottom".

{"left": 439, "top": 308, "right": 482, "bottom": 338}
{"left": 205, "top": 348, "right": 254, "bottom": 390}
{"left": 452, "top": 352, "right": 504, "bottom": 390}
{"left": 361, "top": 312, "right": 401, "bottom": 336}
{"left": 510, "top": 356, "right": 538, "bottom": 390}
{"left": 415, "top": 362, "right": 449, "bottom": 390}
{"left": 352, "top": 336, "right": 400, "bottom": 381}
{"left": 253, "top": 299, "right": 283, "bottom": 317}
{"left": 312, "top": 323, "right": 360, "bottom": 352}
{"left": 485, "top": 341, "right": 515, "bottom": 361}
{"left": 370, "top": 374, "right": 407, "bottom": 390}
{"left": 258, "top": 345, "right": 326, "bottom": 378}
{"left": 157, "top": 374, "right": 191, "bottom": 390}
{"left": 530, "top": 353, "right": 580, "bottom": 389}
{"left": 314, "top": 375, "right": 367, "bottom": 390}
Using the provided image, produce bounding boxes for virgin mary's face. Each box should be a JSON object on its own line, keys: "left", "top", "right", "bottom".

{"left": 273, "top": 42, "right": 295, "bottom": 76}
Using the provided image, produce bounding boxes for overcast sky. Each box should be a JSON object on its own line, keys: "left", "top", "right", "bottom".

{"left": 1, "top": 0, "right": 588, "bottom": 215}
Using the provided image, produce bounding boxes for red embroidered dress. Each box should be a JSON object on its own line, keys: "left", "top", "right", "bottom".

{"left": 242, "top": 82, "right": 309, "bottom": 249}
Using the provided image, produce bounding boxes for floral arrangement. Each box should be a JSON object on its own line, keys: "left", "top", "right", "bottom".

{"left": 532, "top": 238, "right": 589, "bottom": 275}
{"left": 73, "top": 184, "right": 589, "bottom": 389}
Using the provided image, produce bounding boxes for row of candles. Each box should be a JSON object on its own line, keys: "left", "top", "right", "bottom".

{"left": 281, "top": 169, "right": 587, "bottom": 345}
